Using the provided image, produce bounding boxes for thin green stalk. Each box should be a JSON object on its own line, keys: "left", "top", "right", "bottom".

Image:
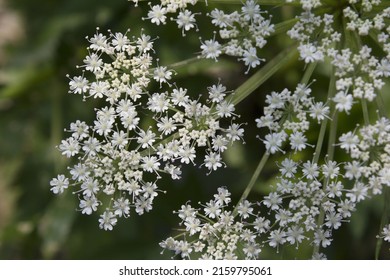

{"left": 313, "top": 70, "right": 335, "bottom": 164}
{"left": 375, "top": 92, "right": 388, "bottom": 118}
{"left": 301, "top": 62, "right": 317, "bottom": 85}
{"left": 169, "top": 57, "right": 203, "bottom": 69}
{"left": 313, "top": 118, "right": 328, "bottom": 165}
{"left": 232, "top": 45, "right": 298, "bottom": 106}
{"left": 233, "top": 152, "right": 270, "bottom": 217}
{"left": 361, "top": 99, "right": 370, "bottom": 126}
{"left": 312, "top": 69, "right": 337, "bottom": 256}
{"left": 326, "top": 110, "right": 338, "bottom": 160}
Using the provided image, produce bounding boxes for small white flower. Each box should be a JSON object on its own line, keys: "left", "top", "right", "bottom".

{"left": 263, "top": 192, "right": 283, "bottom": 210}
{"left": 214, "top": 187, "right": 231, "bottom": 206}
{"left": 50, "top": 175, "right": 69, "bottom": 194}
{"left": 298, "top": 43, "right": 324, "bottom": 63}
{"left": 99, "top": 211, "right": 117, "bottom": 231}
{"left": 339, "top": 131, "right": 359, "bottom": 152}
{"left": 68, "top": 75, "right": 89, "bottom": 94}
{"left": 263, "top": 132, "right": 286, "bottom": 154}
{"left": 176, "top": 10, "right": 197, "bottom": 34}
{"left": 204, "top": 152, "right": 223, "bottom": 171}
{"left": 59, "top": 137, "right": 80, "bottom": 158}
{"left": 146, "top": 5, "right": 167, "bottom": 25}
{"left": 237, "top": 200, "right": 253, "bottom": 219}
{"left": 153, "top": 66, "right": 173, "bottom": 86}
{"left": 313, "top": 229, "right": 332, "bottom": 248}
{"left": 289, "top": 131, "right": 309, "bottom": 152}
{"left": 279, "top": 158, "right": 297, "bottom": 178}
{"left": 79, "top": 195, "right": 99, "bottom": 215}
{"left": 240, "top": 47, "right": 263, "bottom": 73}
{"left": 204, "top": 200, "right": 221, "bottom": 219}
{"left": 216, "top": 101, "right": 235, "bottom": 118}
{"left": 302, "top": 160, "right": 319, "bottom": 180}
{"left": 83, "top": 53, "right": 103, "bottom": 73}
{"left": 208, "top": 83, "right": 226, "bottom": 103}
{"left": 113, "top": 197, "right": 130, "bottom": 217}
{"left": 333, "top": 91, "right": 353, "bottom": 113}
{"left": 309, "top": 102, "right": 330, "bottom": 122}
{"left": 200, "top": 38, "right": 222, "bottom": 61}
{"left": 268, "top": 229, "right": 286, "bottom": 251}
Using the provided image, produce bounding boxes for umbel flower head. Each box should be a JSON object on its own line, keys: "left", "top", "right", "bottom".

{"left": 50, "top": 28, "right": 244, "bottom": 230}
{"left": 160, "top": 187, "right": 265, "bottom": 260}
{"left": 134, "top": 0, "right": 274, "bottom": 72}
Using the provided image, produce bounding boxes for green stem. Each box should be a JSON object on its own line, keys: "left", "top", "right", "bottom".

{"left": 313, "top": 69, "right": 335, "bottom": 164}
{"left": 312, "top": 69, "right": 337, "bottom": 256}
{"left": 361, "top": 99, "right": 370, "bottom": 126}
{"left": 375, "top": 92, "right": 388, "bottom": 118}
{"left": 301, "top": 62, "right": 317, "bottom": 85}
{"left": 233, "top": 152, "right": 270, "bottom": 217}
{"left": 169, "top": 57, "right": 204, "bottom": 70}
{"left": 232, "top": 44, "right": 298, "bottom": 106}
{"left": 327, "top": 110, "right": 338, "bottom": 160}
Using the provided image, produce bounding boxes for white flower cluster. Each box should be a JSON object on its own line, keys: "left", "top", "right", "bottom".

{"left": 255, "top": 83, "right": 329, "bottom": 154}
{"left": 131, "top": 0, "right": 274, "bottom": 72}
{"left": 50, "top": 29, "right": 244, "bottom": 230}
{"left": 339, "top": 118, "right": 390, "bottom": 190}
{"left": 160, "top": 187, "right": 264, "bottom": 259}
{"left": 203, "top": 0, "right": 274, "bottom": 72}
{"left": 249, "top": 80, "right": 390, "bottom": 258}
{"left": 288, "top": 1, "right": 390, "bottom": 109}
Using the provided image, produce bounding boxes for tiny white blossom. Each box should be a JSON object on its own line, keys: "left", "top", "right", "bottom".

{"left": 50, "top": 175, "right": 69, "bottom": 194}
{"left": 99, "top": 211, "right": 117, "bottom": 231}
{"left": 200, "top": 38, "right": 222, "bottom": 61}
{"left": 204, "top": 152, "right": 223, "bottom": 171}
{"left": 146, "top": 5, "right": 167, "bottom": 25}
{"left": 333, "top": 91, "right": 353, "bottom": 113}
{"left": 298, "top": 43, "right": 324, "bottom": 63}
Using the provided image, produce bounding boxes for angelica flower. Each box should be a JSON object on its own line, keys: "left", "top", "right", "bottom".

{"left": 68, "top": 75, "right": 89, "bottom": 94}
{"left": 298, "top": 43, "right": 324, "bottom": 63}
{"left": 153, "top": 66, "right": 173, "bottom": 87}
{"left": 99, "top": 211, "right": 117, "bottom": 231}
{"left": 333, "top": 91, "right": 353, "bottom": 113}
{"left": 263, "top": 132, "right": 286, "bottom": 154}
{"left": 289, "top": 131, "right": 309, "bottom": 152}
{"left": 200, "top": 38, "right": 222, "bottom": 61}
{"left": 204, "top": 152, "right": 223, "bottom": 171}
{"left": 49, "top": 175, "right": 69, "bottom": 194}
{"left": 241, "top": 47, "right": 263, "bottom": 73}
{"left": 175, "top": 10, "right": 197, "bottom": 35}
{"left": 146, "top": 5, "right": 167, "bottom": 25}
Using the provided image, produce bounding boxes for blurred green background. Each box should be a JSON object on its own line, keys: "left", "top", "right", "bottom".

{"left": 0, "top": 0, "right": 389, "bottom": 259}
